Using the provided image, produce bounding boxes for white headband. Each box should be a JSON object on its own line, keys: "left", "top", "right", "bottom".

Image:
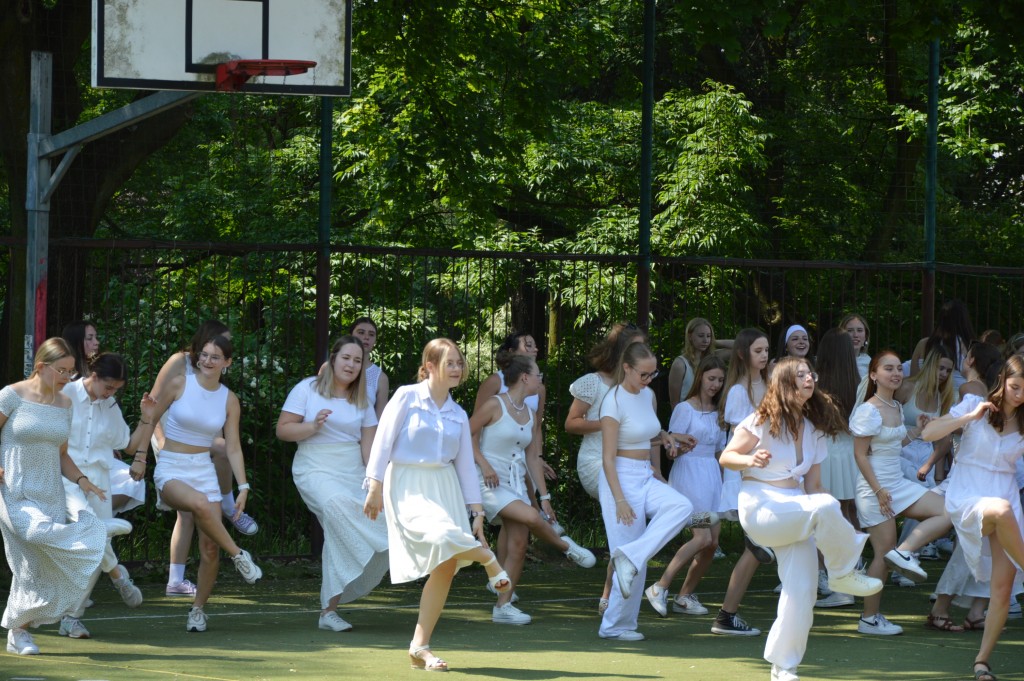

{"left": 784, "top": 325, "right": 808, "bottom": 346}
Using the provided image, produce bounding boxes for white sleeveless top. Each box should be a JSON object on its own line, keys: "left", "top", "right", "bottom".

{"left": 163, "top": 374, "right": 229, "bottom": 448}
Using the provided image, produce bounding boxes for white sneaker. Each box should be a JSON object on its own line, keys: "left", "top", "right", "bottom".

{"left": 104, "top": 518, "right": 133, "bottom": 537}
{"left": 815, "top": 591, "right": 855, "bottom": 608}
{"left": 672, "top": 593, "right": 709, "bottom": 615}
{"left": 6, "top": 628, "right": 39, "bottom": 655}
{"left": 828, "top": 571, "right": 883, "bottom": 597}
{"left": 817, "top": 569, "right": 832, "bottom": 596}
{"left": 934, "top": 537, "right": 955, "bottom": 556}
{"left": 186, "top": 606, "right": 207, "bottom": 632}
{"left": 643, "top": 584, "right": 668, "bottom": 617}
{"left": 771, "top": 664, "right": 800, "bottom": 681}
{"left": 59, "top": 615, "right": 91, "bottom": 639}
{"left": 890, "top": 571, "right": 916, "bottom": 588}
{"left": 231, "top": 549, "right": 262, "bottom": 584}
{"left": 713, "top": 546, "right": 726, "bottom": 560}
{"left": 918, "top": 543, "right": 941, "bottom": 561}
{"left": 561, "top": 536, "right": 597, "bottom": 568}
{"left": 612, "top": 553, "right": 637, "bottom": 599}
{"left": 318, "top": 611, "right": 353, "bottom": 631}
{"left": 884, "top": 548, "right": 927, "bottom": 582}
{"left": 1010, "top": 600, "right": 1023, "bottom": 619}
{"left": 492, "top": 602, "right": 532, "bottom": 625}
{"left": 858, "top": 613, "right": 903, "bottom": 635}
{"left": 599, "top": 630, "right": 644, "bottom": 641}
{"left": 111, "top": 565, "right": 143, "bottom": 608}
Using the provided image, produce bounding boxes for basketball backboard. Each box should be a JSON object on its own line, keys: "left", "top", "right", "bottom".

{"left": 92, "top": 0, "right": 351, "bottom": 96}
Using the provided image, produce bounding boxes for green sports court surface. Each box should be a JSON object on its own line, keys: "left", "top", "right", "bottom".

{"left": 3, "top": 553, "right": 1020, "bottom": 681}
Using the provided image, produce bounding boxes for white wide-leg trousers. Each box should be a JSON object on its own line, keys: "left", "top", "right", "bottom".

{"left": 739, "top": 481, "right": 867, "bottom": 671}
{"left": 598, "top": 457, "right": 692, "bottom": 637}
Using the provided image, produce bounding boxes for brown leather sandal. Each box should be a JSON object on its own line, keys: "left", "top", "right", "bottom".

{"left": 924, "top": 614, "right": 964, "bottom": 632}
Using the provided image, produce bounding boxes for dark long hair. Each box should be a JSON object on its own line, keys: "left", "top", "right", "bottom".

{"left": 815, "top": 329, "right": 858, "bottom": 418}
{"left": 987, "top": 355, "right": 1024, "bottom": 436}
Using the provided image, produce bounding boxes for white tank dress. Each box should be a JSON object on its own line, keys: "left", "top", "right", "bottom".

{"left": 477, "top": 396, "right": 534, "bottom": 522}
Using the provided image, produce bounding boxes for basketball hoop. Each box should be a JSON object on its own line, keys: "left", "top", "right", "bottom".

{"left": 215, "top": 59, "right": 317, "bottom": 92}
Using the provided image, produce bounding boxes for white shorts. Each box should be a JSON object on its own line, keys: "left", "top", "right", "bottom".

{"left": 153, "top": 450, "right": 222, "bottom": 511}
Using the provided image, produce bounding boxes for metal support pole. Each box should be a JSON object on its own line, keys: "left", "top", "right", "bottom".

{"left": 24, "top": 52, "right": 53, "bottom": 376}
{"left": 637, "top": 0, "right": 655, "bottom": 330}
{"left": 315, "top": 97, "right": 333, "bottom": 367}
{"left": 922, "top": 37, "right": 938, "bottom": 336}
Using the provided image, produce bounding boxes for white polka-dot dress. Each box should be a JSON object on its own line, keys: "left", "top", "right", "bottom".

{"left": 0, "top": 386, "right": 106, "bottom": 630}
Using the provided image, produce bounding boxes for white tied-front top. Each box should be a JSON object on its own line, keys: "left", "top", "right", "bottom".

{"left": 952, "top": 394, "right": 1024, "bottom": 476}
{"left": 281, "top": 377, "right": 378, "bottom": 445}
{"left": 365, "top": 380, "right": 481, "bottom": 505}
{"left": 736, "top": 412, "right": 828, "bottom": 483}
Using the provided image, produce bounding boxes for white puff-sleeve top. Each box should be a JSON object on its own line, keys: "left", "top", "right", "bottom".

{"left": 849, "top": 402, "right": 905, "bottom": 457}
{"left": 736, "top": 412, "right": 828, "bottom": 483}
{"left": 723, "top": 384, "right": 756, "bottom": 427}
{"left": 669, "top": 402, "right": 725, "bottom": 459}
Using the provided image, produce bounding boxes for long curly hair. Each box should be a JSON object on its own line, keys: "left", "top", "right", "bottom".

{"left": 987, "top": 355, "right": 1024, "bottom": 436}
{"left": 754, "top": 357, "right": 846, "bottom": 439}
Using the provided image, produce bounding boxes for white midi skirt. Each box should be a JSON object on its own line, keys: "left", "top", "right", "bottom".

{"left": 383, "top": 462, "right": 480, "bottom": 584}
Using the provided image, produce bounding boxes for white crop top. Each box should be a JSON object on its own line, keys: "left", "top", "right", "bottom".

{"left": 163, "top": 374, "right": 229, "bottom": 447}
{"left": 599, "top": 386, "right": 660, "bottom": 450}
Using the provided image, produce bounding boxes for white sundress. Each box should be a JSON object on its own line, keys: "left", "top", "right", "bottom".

{"left": 850, "top": 402, "right": 928, "bottom": 528}
{"left": 478, "top": 397, "right": 534, "bottom": 522}
{"left": 666, "top": 401, "right": 725, "bottom": 514}
{"left": 0, "top": 387, "right": 106, "bottom": 630}
{"left": 944, "top": 394, "right": 1024, "bottom": 582}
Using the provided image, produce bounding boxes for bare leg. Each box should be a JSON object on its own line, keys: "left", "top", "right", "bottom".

{"left": 975, "top": 537, "right": 1015, "bottom": 674}
{"left": 654, "top": 528, "right": 713, "bottom": 590}
{"left": 411, "top": 558, "right": 458, "bottom": 652}
{"left": 498, "top": 500, "right": 570, "bottom": 552}
{"left": 324, "top": 594, "right": 342, "bottom": 615}
{"left": 494, "top": 520, "right": 529, "bottom": 607}
{"left": 210, "top": 437, "right": 232, "bottom": 495}
{"left": 193, "top": 527, "right": 221, "bottom": 609}
{"left": 861, "top": 520, "right": 896, "bottom": 618}
{"left": 721, "top": 548, "right": 761, "bottom": 612}
{"left": 111, "top": 494, "right": 131, "bottom": 511}
{"left": 679, "top": 525, "right": 721, "bottom": 596}
{"left": 169, "top": 511, "right": 196, "bottom": 583}
{"left": 840, "top": 499, "right": 860, "bottom": 531}
{"left": 160, "top": 482, "right": 241, "bottom": 557}
{"left": 897, "top": 492, "right": 953, "bottom": 552}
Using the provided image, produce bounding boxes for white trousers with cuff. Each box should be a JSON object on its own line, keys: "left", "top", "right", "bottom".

{"left": 739, "top": 481, "right": 867, "bottom": 672}
{"left": 598, "top": 457, "right": 692, "bottom": 637}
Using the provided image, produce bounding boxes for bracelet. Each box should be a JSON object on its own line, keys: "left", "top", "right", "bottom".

{"left": 237, "top": 483, "right": 251, "bottom": 491}
{"left": 76, "top": 475, "right": 88, "bottom": 485}
{"left": 614, "top": 498, "right": 626, "bottom": 503}
{"left": 132, "top": 456, "right": 147, "bottom": 464}
{"left": 873, "top": 487, "right": 884, "bottom": 495}
{"left": 538, "top": 493, "right": 551, "bottom": 501}
{"left": 140, "top": 420, "right": 151, "bottom": 425}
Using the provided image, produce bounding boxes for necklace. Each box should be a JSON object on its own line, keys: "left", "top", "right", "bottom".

{"left": 506, "top": 393, "right": 526, "bottom": 412}
{"left": 751, "top": 376, "right": 763, "bottom": 385}
{"left": 874, "top": 394, "right": 899, "bottom": 409}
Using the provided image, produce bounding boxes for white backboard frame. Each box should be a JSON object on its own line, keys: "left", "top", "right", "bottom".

{"left": 92, "top": 0, "right": 351, "bottom": 96}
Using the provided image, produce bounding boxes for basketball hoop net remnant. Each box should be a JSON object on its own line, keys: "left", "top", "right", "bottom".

{"left": 215, "top": 59, "right": 317, "bottom": 91}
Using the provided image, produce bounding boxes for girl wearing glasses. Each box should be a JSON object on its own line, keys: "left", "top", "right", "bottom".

{"left": 598, "top": 343, "right": 710, "bottom": 641}
{"left": 851, "top": 350, "right": 952, "bottom": 636}
{"left": 1, "top": 338, "right": 123, "bottom": 655}
{"left": 714, "top": 328, "right": 772, "bottom": 637}
{"left": 921, "top": 355, "right": 1024, "bottom": 681}
{"left": 472, "top": 354, "right": 595, "bottom": 626}
{"left": 146, "top": 335, "right": 262, "bottom": 633}
{"left": 720, "top": 356, "right": 881, "bottom": 681}
{"left": 565, "top": 322, "right": 647, "bottom": 614}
